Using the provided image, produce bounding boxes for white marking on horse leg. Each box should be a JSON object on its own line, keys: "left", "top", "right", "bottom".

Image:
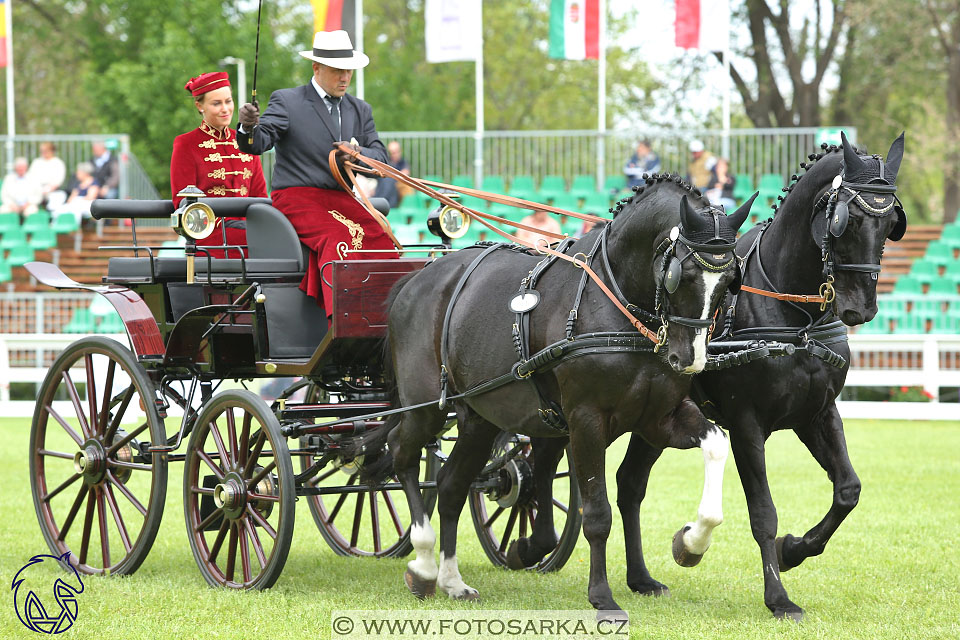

{"left": 685, "top": 270, "right": 724, "bottom": 373}
{"left": 407, "top": 514, "right": 438, "bottom": 581}
{"left": 437, "top": 552, "right": 478, "bottom": 598}
{"left": 682, "top": 427, "right": 728, "bottom": 554}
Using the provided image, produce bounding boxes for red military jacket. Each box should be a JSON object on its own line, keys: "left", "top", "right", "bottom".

{"left": 170, "top": 121, "right": 267, "bottom": 207}
{"left": 170, "top": 122, "right": 268, "bottom": 257}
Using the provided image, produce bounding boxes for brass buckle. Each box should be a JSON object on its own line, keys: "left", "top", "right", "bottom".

{"left": 653, "top": 323, "right": 668, "bottom": 353}
{"left": 819, "top": 275, "right": 836, "bottom": 311}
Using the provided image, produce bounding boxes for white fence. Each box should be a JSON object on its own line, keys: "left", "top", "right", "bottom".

{"left": 1, "top": 331, "right": 956, "bottom": 421}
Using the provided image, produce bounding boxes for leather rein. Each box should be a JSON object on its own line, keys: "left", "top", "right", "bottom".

{"left": 329, "top": 144, "right": 661, "bottom": 344}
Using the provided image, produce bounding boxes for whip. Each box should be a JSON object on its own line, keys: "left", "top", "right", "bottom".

{"left": 249, "top": 0, "right": 263, "bottom": 144}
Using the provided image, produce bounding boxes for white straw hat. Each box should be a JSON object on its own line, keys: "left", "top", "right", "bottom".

{"left": 299, "top": 30, "right": 369, "bottom": 70}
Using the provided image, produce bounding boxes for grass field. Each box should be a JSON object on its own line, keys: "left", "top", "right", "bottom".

{"left": 1, "top": 416, "right": 958, "bottom": 639}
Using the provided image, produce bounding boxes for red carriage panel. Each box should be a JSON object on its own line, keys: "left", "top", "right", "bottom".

{"left": 331, "top": 259, "right": 427, "bottom": 338}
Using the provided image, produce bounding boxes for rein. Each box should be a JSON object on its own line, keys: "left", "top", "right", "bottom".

{"left": 331, "top": 143, "right": 660, "bottom": 344}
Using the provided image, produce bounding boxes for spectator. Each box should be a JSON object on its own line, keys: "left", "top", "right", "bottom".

{"left": 90, "top": 141, "right": 119, "bottom": 199}
{"left": 705, "top": 158, "right": 737, "bottom": 212}
{"left": 686, "top": 139, "right": 717, "bottom": 189}
{"left": 0, "top": 157, "right": 42, "bottom": 221}
{"left": 516, "top": 209, "right": 561, "bottom": 248}
{"left": 28, "top": 142, "right": 68, "bottom": 210}
{"left": 373, "top": 140, "right": 412, "bottom": 208}
{"left": 53, "top": 162, "right": 100, "bottom": 225}
{"left": 623, "top": 139, "right": 661, "bottom": 189}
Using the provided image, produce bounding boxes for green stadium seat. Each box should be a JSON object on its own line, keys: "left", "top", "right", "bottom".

{"left": 0, "top": 227, "right": 26, "bottom": 250}
{"left": 391, "top": 223, "right": 421, "bottom": 245}
{"left": 508, "top": 175, "right": 537, "bottom": 202}
{"left": 28, "top": 227, "right": 57, "bottom": 250}
{"left": 928, "top": 278, "right": 958, "bottom": 297}
{"left": 925, "top": 241, "right": 954, "bottom": 266}
{"left": 738, "top": 217, "right": 755, "bottom": 235}
{"left": 22, "top": 211, "right": 51, "bottom": 233}
{"left": 570, "top": 175, "right": 595, "bottom": 200}
{"left": 877, "top": 296, "right": 906, "bottom": 315}
{"left": 5, "top": 244, "right": 34, "bottom": 266}
{"left": 551, "top": 193, "right": 578, "bottom": 212}
{"left": 733, "top": 174, "right": 755, "bottom": 202}
{"left": 481, "top": 175, "right": 506, "bottom": 194}
{"left": 560, "top": 215, "right": 582, "bottom": 237}
{"left": 395, "top": 199, "right": 423, "bottom": 225}
{"left": 581, "top": 192, "right": 611, "bottom": 215}
{"left": 52, "top": 212, "right": 80, "bottom": 235}
{"left": 537, "top": 175, "right": 567, "bottom": 201}
{"left": 858, "top": 312, "right": 890, "bottom": 334}
{"left": 0, "top": 258, "right": 10, "bottom": 283}
{"left": 489, "top": 201, "right": 515, "bottom": 218}
{"left": 604, "top": 175, "right": 626, "bottom": 193}
{"left": 892, "top": 275, "right": 923, "bottom": 296}
{"left": 0, "top": 212, "right": 19, "bottom": 235}
{"left": 451, "top": 174, "right": 473, "bottom": 189}
{"left": 756, "top": 173, "right": 784, "bottom": 205}
{"left": 910, "top": 259, "right": 939, "bottom": 282}
{"left": 912, "top": 297, "right": 942, "bottom": 315}
{"left": 98, "top": 313, "right": 126, "bottom": 334}
{"left": 63, "top": 307, "right": 97, "bottom": 334}
{"left": 932, "top": 314, "right": 960, "bottom": 334}
{"left": 892, "top": 312, "right": 924, "bottom": 334}
{"left": 460, "top": 195, "right": 487, "bottom": 212}
{"left": 940, "top": 224, "right": 960, "bottom": 249}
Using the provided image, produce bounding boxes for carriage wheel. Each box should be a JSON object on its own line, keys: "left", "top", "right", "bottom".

{"left": 183, "top": 389, "right": 294, "bottom": 589}
{"left": 301, "top": 414, "right": 444, "bottom": 558}
{"left": 29, "top": 337, "right": 168, "bottom": 576}
{"left": 469, "top": 437, "right": 582, "bottom": 572}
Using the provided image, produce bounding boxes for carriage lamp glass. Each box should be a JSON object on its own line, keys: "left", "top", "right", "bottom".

{"left": 172, "top": 202, "right": 217, "bottom": 240}
{"left": 428, "top": 204, "right": 471, "bottom": 240}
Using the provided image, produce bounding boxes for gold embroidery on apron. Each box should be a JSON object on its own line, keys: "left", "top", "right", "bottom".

{"left": 329, "top": 209, "right": 364, "bottom": 253}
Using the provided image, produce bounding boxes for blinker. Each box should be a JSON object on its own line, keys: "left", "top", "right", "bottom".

{"left": 664, "top": 257, "right": 682, "bottom": 294}
{"left": 830, "top": 199, "right": 849, "bottom": 237}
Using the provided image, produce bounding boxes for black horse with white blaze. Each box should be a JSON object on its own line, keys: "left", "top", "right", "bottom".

{"left": 617, "top": 132, "right": 906, "bottom": 620}
{"left": 361, "top": 179, "right": 755, "bottom": 614}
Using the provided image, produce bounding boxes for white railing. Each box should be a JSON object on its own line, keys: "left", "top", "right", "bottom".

{"left": 1, "top": 331, "right": 957, "bottom": 420}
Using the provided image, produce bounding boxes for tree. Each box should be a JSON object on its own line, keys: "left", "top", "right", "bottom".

{"left": 723, "top": 0, "right": 848, "bottom": 127}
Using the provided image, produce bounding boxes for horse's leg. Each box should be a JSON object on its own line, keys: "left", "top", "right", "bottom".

{"left": 616, "top": 434, "right": 667, "bottom": 595}
{"left": 650, "top": 398, "right": 728, "bottom": 568}
{"left": 390, "top": 407, "right": 447, "bottom": 599}
{"left": 777, "top": 403, "right": 861, "bottom": 571}
{"left": 506, "top": 436, "right": 567, "bottom": 569}
{"left": 729, "top": 423, "right": 804, "bottom": 621}
{"left": 436, "top": 411, "right": 500, "bottom": 600}
{"left": 568, "top": 419, "right": 621, "bottom": 613}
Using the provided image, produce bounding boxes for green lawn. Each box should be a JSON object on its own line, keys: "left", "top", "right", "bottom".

{"left": 2, "top": 417, "right": 958, "bottom": 639}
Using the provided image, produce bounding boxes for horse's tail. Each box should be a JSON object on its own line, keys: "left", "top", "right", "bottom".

{"left": 355, "top": 270, "right": 420, "bottom": 485}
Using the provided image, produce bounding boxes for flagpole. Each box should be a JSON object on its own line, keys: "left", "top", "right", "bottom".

{"left": 355, "top": 0, "right": 364, "bottom": 100}
{"left": 4, "top": 0, "right": 14, "bottom": 174}
{"left": 721, "top": 0, "right": 730, "bottom": 159}
{"left": 597, "top": 0, "right": 607, "bottom": 193}
{"left": 473, "top": 1, "right": 484, "bottom": 189}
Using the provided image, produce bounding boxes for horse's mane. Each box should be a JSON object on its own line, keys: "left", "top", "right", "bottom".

{"left": 772, "top": 141, "right": 874, "bottom": 218}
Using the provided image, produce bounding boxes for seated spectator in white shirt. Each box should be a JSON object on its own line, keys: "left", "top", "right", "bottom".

{"left": 516, "top": 209, "right": 562, "bottom": 248}
{"left": 0, "top": 157, "right": 43, "bottom": 221}
{"left": 53, "top": 163, "right": 101, "bottom": 225}
{"left": 28, "top": 142, "right": 68, "bottom": 210}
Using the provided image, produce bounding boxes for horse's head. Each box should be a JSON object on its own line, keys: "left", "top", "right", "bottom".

{"left": 657, "top": 194, "right": 756, "bottom": 373}
{"left": 811, "top": 131, "right": 906, "bottom": 325}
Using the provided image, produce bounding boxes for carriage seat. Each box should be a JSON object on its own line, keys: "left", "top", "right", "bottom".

{"left": 106, "top": 203, "right": 307, "bottom": 281}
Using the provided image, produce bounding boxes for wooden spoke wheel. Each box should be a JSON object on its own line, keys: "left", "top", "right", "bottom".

{"left": 469, "top": 436, "right": 581, "bottom": 572}
{"left": 301, "top": 416, "right": 444, "bottom": 558}
{"left": 183, "top": 390, "right": 294, "bottom": 590}
{"left": 29, "top": 337, "right": 168, "bottom": 576}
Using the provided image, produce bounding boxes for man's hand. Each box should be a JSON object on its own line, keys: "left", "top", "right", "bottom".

{"left": 238, "top": 103, "right": 260, "bottom": 129}
{"left": 334, "top": 140, "right": 361, "bottom": 157}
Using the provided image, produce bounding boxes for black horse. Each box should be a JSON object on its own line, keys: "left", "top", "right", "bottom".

{"left": 616, "top": 132, "right": 906, "bottom": 620}
{"left": 362, "top": 179, "right": 755, "bottom": 614}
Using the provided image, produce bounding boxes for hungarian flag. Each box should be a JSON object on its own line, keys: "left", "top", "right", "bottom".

{"left": 311, "top": 0, "right": 357, "bottom": 44}
{"left": 548, "top": 0, "right": 599, "bottom": 60}
{"left": 675, "top": 0, "right": 730, "bottom": 52}
{"left": 0, "top": 0, "right": 7, "bottom": 68}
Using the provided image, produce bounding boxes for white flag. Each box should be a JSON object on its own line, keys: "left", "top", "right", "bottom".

{"left": 425, "top": 0, "right": 481, "bottom": 63}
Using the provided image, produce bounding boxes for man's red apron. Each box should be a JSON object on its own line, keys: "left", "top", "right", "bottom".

{"left": 272, "top": 187, "right": 398, "bottom": 312}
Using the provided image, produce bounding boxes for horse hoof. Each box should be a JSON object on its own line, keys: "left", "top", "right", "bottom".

{"left": 506, "top": 540, "right": 529, "bottom": 570}
{"left": 773, "top": 606, "right": 804, "bottom": 622}
{"left": 452, "top": 588, "right": 481, "bottom": 601}
{"left": 629, "top": 580, "right": 670, "bottom": 597}
{"left": 404, "top": 569, "right": 436, "bottom": 600}
{"left": 672, "top": 526, "right": 703, "bottom": 567}
{"left": 596, "top": 609, "right": 629, "bottom": 623}
{"left": 775, "top": 535, "right": 798, "bottom": 572}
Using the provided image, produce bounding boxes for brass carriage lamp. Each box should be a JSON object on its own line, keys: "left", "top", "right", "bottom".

{"left": 171, "top": 185, "right": 216, "bottom": 284}
{"left": 427, "top": 191, "right": 471, "bottom": 246}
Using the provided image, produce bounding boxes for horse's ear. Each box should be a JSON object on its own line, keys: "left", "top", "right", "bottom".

{"left": 884, "top": 132, "right": 905, "bottom": 183}
{"left": 679, "top": 194, "right": 699, "bottom": 233}
{"left": 841, "top": 131, "right": 865, "bottom": 176}
{"left": 726, "top": 192, "right": 757, "bottom": 231}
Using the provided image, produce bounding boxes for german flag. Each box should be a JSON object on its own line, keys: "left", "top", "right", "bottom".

{"left": 311, "top": 0, "right": 357, "bottom": 44}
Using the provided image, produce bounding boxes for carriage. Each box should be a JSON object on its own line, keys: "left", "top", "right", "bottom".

{"left": 25, "top": 190, "right": 582, "bottom": 590}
